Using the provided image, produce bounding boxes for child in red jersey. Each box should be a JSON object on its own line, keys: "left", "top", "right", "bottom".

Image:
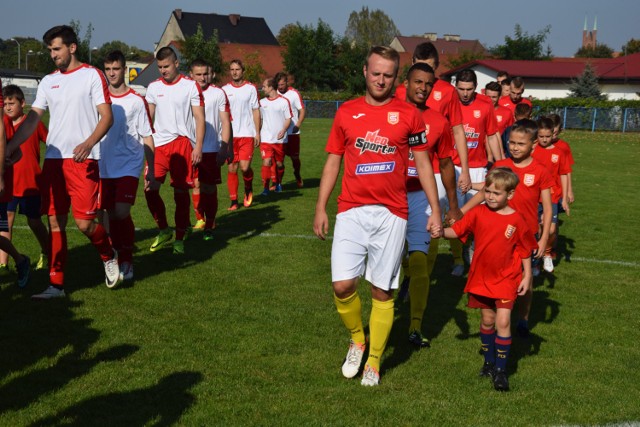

{"left": 548, "top": 113, "right": 575, "bottom": 207}
{"left": 445, "top": 167, "right": 537, "bottom": 391}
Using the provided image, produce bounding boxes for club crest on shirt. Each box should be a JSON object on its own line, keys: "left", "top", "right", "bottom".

{"left": 551, "top": 154, "right": 559, "bottom": 163}
{"left": 355, "top": 130, "right": 396, "bottom": 155}
{"left": 473, "top": 110, "right": 481, "bottom": 119}
{"left": 505, "top": 224, "right": 516, "bottom": 239}
{"left": 433, "top": 91, "right": 442, "bottom": 101}
{"left": 388, "top": 112, "right": 399, "bottom": 125}
{"left": 523, "top": 173, "right": 535, "bottom": 186}
{"left": 496, "top": 115, "right": 503, "bottom": 123}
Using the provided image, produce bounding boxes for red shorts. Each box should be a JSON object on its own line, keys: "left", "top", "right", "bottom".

{"left": 100, "top": 176, "right": 140, "bottom": 209}
{"left": 284, "top": 134, "right": 300, "bottom": 157}
{"left": 195, "top": 152, "right": 221, "bottom": 185}
{"left": 260, "top": 143, "right": 285, "bottom": 163}
{"left": 154, "top": 137, "right": 194, "bottom": 190}
{"left": 467, "top": 293, "right": 515, "bottom": 310}
{"left": 232, "top": 137, "right": 255, "bottom": 163}
{"left": 41, "top": 158, "right": 100, "bottom": 220}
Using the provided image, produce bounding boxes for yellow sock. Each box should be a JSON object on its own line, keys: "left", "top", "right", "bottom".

{"left": 450, "top": 238, "right": 464, "bottom": 265}
{"left": 334, "top": 292, "right": 365, "bottom": 345}
{"left": 426, "top": 238, "right": 440, "bottom": 276}
{"left": 408, "top": 251, "right": 430, "bottom": 332}
{"left": 366, "top": 298, "right": 394, "bottom": 371}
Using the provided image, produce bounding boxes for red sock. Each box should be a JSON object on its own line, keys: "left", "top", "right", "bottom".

{"left": 227, "top": 172, "right": 239, "bottom": 201}
{"left": 174, "top": 191, "right": 191, "bottom": 240}
{"left": 192, "top": 192, "right": 203, "bottom": 221}
{"left": 109, "top": 217, "right": 123, "bottom": 252}
{"left": 88, "top": 223, "right": 114, "bottom": 262}
{"left": 50, "top": 230, "right": 67, "bottom": 286}
{"left": 261, "top": 165, "right": 271, "bottom": 189}
{"left": 276, "top": 164, "right": 285, "bottom": 184}
{"left": 145, "top": 190, "right": 168, "bottom": 229}
{"left": 270, "top": 162, "right": 277, "bottom": 183}
{"left": 243, "top": 168, "right": 254, "bottom": 193}
{"left": 292, "top": 157, "right": 301, "bottom": 178}
{"left": 110, "top": 216, "right": 134, "bottom": 264}
{"left": 201, "top": 191, "right": 218, "bottom": 228}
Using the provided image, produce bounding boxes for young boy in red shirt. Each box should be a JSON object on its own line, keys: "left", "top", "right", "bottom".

{"left": 444, "top": 167, "right": 537, "bottom": 391}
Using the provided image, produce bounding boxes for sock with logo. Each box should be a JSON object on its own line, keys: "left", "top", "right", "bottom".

{"left": 334, "top": 292, "right": 366, "bottom": 345}
{"left": 480, "top": 326, "right": 496, "bottom": 365}
{"left": 227, "top": 172, "right": 239, "bottom": 201}
{"left": 495, "top": 335, "right": 512, "bottom": 371}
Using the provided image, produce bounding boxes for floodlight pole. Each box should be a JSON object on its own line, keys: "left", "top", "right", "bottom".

{"left": 10, "top": 38, "right": 21, "bottom": 69}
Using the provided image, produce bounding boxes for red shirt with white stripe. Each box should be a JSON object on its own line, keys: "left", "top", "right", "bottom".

{"left": 201, "top": 85, "right": 230, "bottom": 153}
{"left": 222, "top": 82, "right": 260, "bottom": 138}
{"left": 259, "top": 95, "right": 292, "bottom": 143}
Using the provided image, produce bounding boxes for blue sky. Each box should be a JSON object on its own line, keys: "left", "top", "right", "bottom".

{"left": 1, "top": 0, "right": 638, "bottom": 57}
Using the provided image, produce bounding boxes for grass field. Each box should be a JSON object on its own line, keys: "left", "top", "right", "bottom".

{"left": 0, "top": 120, "right": 639, "bottom": 426}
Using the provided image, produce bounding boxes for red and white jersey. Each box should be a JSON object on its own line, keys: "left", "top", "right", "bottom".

{"left": 499, "top": 95, "right": 532, "bottom": 117}
{"left": 12, "top": 117, "right": 47, "bottom": 197}
{"left": 222, "top": 81, "right": 260, "bottom": 138}
{"left": 201, "top": 85, "right": 230, "bottom": 153}
{"left": 406, "top": 107, "right": 452, "bottom": 192}
{"left": 427, "top": 79, "right": 464, "bottom": 127}
{"left": 492, "top": 158, "right": 554, "bottom": 236}
{"left": 146, "top": 74, "right": 203, "bottom": 147}
{"left": 452, "top": 204, "right": 537, "bottom": 300}
{"left": 326, "top": 97, "right": 428, "bottom": 219}
{"left": 279, "top": 87, "right": 304, "bottom": 135}
{"left": 494, "top": 105, "right": 514, "bottom": 135}
{"left": 531, "top": 144, "right": 571, "bottom": 203}
{"left": 259, "top": 95, "right": 292, "bottom": 144}
{"left": 453, "top": 95, "right": 498, "bottom": 168}
{"left": 99, "top": 88, "right": 153, "bottom": 179}
{"left": 32, "top": 64, "right": 111, "bottom": 160}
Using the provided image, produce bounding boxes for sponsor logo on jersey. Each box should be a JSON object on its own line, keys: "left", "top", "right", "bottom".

{"left": 433, "top": 91, "right": 442, "bottom": 101}
{"left": 551, "top": 154, "right": 559, "bottom": 163}
{"left": 388, "top": 112, "right": 399, "bottom": 125}
{"left": 473, "top": 110, "right": 481, "bottom": 119}
{"left": 504, "top": 224, "right": 516, "bottom": 238}
{"left": 356, "top": 161, "right": 395, "bottom": 175}
{"left": 467, "top": 141, "right": 479, "bottom": 149}
{"left": 353, "top": 113, "right": 366, "bottom": 119}
{"left": 51, "top": 85, "right": 60, "bottom": 89}
{"left": 407, "top": 166, "right": 417, "bottom": 176}
{"left": 523, "top": 173, "right": 535, "bottom": 186}
{"left": 463, "top": 124, "right": 480, "bottom": 140}
{"left": 355, "top": 130, "right": 396, "bottom": 155}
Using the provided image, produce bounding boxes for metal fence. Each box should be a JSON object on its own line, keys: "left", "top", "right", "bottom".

{"left": 303, "top": 100, "right": 640, "bottom": 132}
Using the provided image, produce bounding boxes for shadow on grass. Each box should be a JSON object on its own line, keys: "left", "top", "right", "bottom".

{"left": 29, "top": 371, "right": 202, "bottom": 426}
{"left": 555, "top": 227, "right": 575, "bottom": 266}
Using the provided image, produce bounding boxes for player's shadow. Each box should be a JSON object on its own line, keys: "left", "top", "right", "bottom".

{"left": 284, "top": 177, "right": 320, "bottom": 190}
{"left": 29, "top": 371, "right": 202, "bottom": 427}
{"left": 555, "top": 233, "right": 575, "bottom": 266}
{"left": 0, "top": 285, "right": 139, "bottom": 412}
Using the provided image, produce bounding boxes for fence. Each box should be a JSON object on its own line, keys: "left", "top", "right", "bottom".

{"left": 304, "top": 100, "right": 640, "bottom": 132}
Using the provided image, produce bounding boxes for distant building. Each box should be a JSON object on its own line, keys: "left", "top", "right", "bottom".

{"left": 0, "top": 69, "right": 44, "bottom": 104}
{"left": 390, "top": 34, "right": 488, "bottom": 57}
{"left": 582, "top": 16, "right": 597, "bottom": 50}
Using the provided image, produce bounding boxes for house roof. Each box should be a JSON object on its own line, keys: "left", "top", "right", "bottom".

{"left": 394, "top": 35, "right": 488, "bottom": 56}
{"left": 174, "top": 10, "right": 278, "bottom": 46}
{"left": 441, "top": 53, "right": 640, "bottom": 82}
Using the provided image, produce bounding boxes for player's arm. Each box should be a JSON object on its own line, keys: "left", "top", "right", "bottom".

{"left": 252, "top": 108, "right": 261, "bottom": 147}
{"left": 487, "top": 132, "right": 503, "bottom": 161}
{"left": 518, "top": 257, "right": 532, "bottom": 295}
{"left": 452, "top": 124, "right": 470, "bottom": 193}
{"left": 536, "top": 188, "right": 553, "bottom": 259}
{"left": 293, "top": 105, "right": 306, "bottom": 133}
{"left": 442, "top": 227, "right": 459, "bottom": 239}
{"left": 460, "top": 188, "right": 485, "bottom": 216}
{"left": 566, "top": 172, "right": 574, "bottom": 204}
{"left": 147, "top": 103, "right": 156, "bottom": 123}
{"left": 218, "top": 110, "right": 232, "bottom": 167}
{"left": 6, "top": 108, "right": 44, "bottom": 160}
{"left": 560, "top": 174, "right": 570, "bottom": 216}
{"left": 73, "top": 103, "right": 113, "bottom": 163}
{"left": 440, "top": 157, "right": 461, "bottom": 223}
{"left": 414, "top": 150, "right": 442, "bottom": 237}
{"left": 278, "top": 117, "right": 292, "bottom": 141}
{"left": 191, "top": 104, "right": 205, "bottom": 166}
{"left": 142, "top": 135, "right": 159, "bottom": 191}
{"left": 313, "top": 153, "right": 342, "bottom": 240}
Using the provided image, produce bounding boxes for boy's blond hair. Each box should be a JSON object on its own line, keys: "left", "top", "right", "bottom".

{"left": 486, "top": 167, "right": 519, "bottom": 193}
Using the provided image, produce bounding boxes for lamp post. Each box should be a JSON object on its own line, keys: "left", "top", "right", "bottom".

{"left": 10, "top": 38, "right": 21, "bottom": 69}
{"left": 26, "top": 50, "right": 42, "bottom": 71}
{"left": 88, "top": 46, "right": 98, "bottom": 64}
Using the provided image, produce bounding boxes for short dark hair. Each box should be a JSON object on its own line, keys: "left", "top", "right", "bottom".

{"left": 229, "top": 59, "right": 244, "bottom": 71}
{"left": 264, "top": 77, "right": 276, "bottom": 90}
{"left": 548, "top": 113, "right": 563, "bottom": 131}
{"left": 511, "top": 118, "right": 538, "bottom": 142}
{"left": 43, "top": 25, "right": 78, "bottom": 47}
{"left": 537, "top": 117, "right": 555, "bottom": 131}
{"left": 274, "top": 72, "right": 288, "bottom": 85}
{"left": 190, "top": 58, "right": 209, "bottom": 70}
{"left": 406, "top": 62, "right": 435, "bottom": 81}
{"left": 511, "top": 76, "right": 525, "bottom": 88}
{"left": 104, "top": 50, "right": 126, "bottom": 67}
{"left": 514, "top": 103, "right": 532, "bottom": 119}
{"left": 496, "top": 70, "right": 510, "bottom": 79}
{"left": 2, "top": 84, "right": 25, "bottom": 102}
{"left": 456, "top": 68, "right": 477, "bottom": 87}
{"left": 156, "top": 46, "right": 177, "bottom": 61}
{"left": 485, "top": 81, "right": 502, "bottom": 93}
{"left": 501, "top": 78, "right": 511, "bottom": 87}
{"left": 412, "top": 42, "right": 439, "bottom": 68}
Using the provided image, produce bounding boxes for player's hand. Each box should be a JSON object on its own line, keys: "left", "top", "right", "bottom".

{"left": 277, "top": 130, "right": 286, "bottom": 141}
{"left": 5, "top": 146, "right": 22, "bottom": 166}
{"left": 427, "top": 215, "right": 443, "bottom": 238}
{"left": 458, "top": 171, "right": 471, "bottom": 194}
{"left": 567, "top": 190, "right": 575, "bottom": 204}
{"left": 253, "top": 136, "right": 260, "bottom": 148}
{"left": 191, "top": 147, "right": 203, "bottom": 166}
{"left": 517, "top": 275, "right": 531, "bottom": 296}
{"left": 445, "top": 207, "right": 463, "bottom": 226}
{"left": 292, "top": 126, "right": 300, "bottom": 134}
{"left": 533, "top": 239, "right": 547, "bottom": 259}
{"left": 145, "top": 176, "right": 160, "bottom": 192}
{"left": 562, "top": 199, "right": 570, "bottom": 217}
{"left": 313, "top": 210, "right": 329, "bottom": 240}
{"left": 73, "top": 142, "right": 93, "bottom": 163}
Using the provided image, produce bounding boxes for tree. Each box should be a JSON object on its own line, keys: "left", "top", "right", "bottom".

{"left": 178, "top": 23, "right": 223, "bottom": 77}
{"left": 334, "top": 37, "right": 368, "bottom": 94}
{"left": 276, "top": 24, "right": 300, "bottom": 47}
{"left": 344, "top": 7, "right": 399, "bottom": 47}
{"left": 574, "top": 44, "right": 614, "bottom": 58}
{"left": 242, "top": 52, "right": 267, "bottom": 85}
{"left": 69, "top": 19, "right": 95, "bottom": 65}
{"left": 621, "top": 38, "right": 640, "bottom": 55}
{"left": 490, "top": 24, "right": 552, "bottom": 60}
{"left": 568, "top": 63, "right": 606, "bottom": 100}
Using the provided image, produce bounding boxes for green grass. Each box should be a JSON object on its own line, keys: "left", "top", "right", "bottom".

{"left": 0, "top": 122, "right": 639, "bottom": 426}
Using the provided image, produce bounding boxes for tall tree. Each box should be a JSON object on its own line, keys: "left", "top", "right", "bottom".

{"left": 344, "top": 7, "right": 399, "bottom": 47}
{"left": 575, "top": 44, "right": 614, "bottom": 58}
{"left": 179, "top": 23, "right": 223, "bottom": 77}
{"left": 276, "top": 23, "right": 300, "bottom": 47}
{"left": 568, "top": 63, "right": 606, "bottom": 100}
{"left": 334, "top": 37, "right": 368, "bottom": 93}
{"left": 69, "top": 19, "right": 95, "bottom": 65}
{"left": 490, "top": 24, "right": 552, "bottom": 60}
{"left": 621, "top": 38, "right": 640, "bottom": 55}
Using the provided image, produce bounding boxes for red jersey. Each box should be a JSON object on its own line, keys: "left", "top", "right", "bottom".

{"left": 493, "top": 158, "right": 554, "bottom": 236}
{"left": 553, "top": 139, "right": 574, "bottom": 169}
{"left": 452, "top": 204, "right": 537, "bottom": 300}
{"left": 326, "top": 97, "right": 428, "bottom": 219}
{"left": 1, "top": 84, "right": 15, "bottom": 203}
{"left": 12, "top": 118, "right": 47, "bottom": 197}
{"left": 406, "top": 108, "right": 452, "bottom": 192}
{"left": 453, "top": 95, "right": 498, "bottom": 168}
{"left": 494, "top": 105, "right": 514, "bottom": 135}
{"left": 499, "top": 96, "right": 532, "bottom": 117}
{"left": 531, "top": 145, "right": 570, "bottom": 203}
{"left": 427, "top": 79, "right": 463, "bottom": 127}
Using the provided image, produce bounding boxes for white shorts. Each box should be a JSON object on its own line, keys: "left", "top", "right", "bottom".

{"left": 406, "top": 191, "right": 431, "bottom": 254}
{"left": 435, "top": 173, "right": 449, "bottom": 214}
{"left": 331, "top": 205, "right": 407, "bottom": 291}
{"left": 455, "top": 166, "right": 486, "bottom": 207}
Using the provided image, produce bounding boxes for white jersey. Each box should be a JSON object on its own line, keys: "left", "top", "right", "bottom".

{"left": 32, "top": 64, "right": 110, "bottom": 160}
{"left": 280, "top": 87, "right": 304, "bottom": 135}
{"left": 222, "top": 82, "right": 259, "bottom": 138}
{"left": 200, "top": 85, "right": 230, "bottom": 153}
{"left": 259, "top": 95, "right": 292, "bottom": 144}
{"left": 145, "top": 74, "right": 203, "bottom": 147}
{"left": 99, "top": 88, "right": 153, "bottom": 179}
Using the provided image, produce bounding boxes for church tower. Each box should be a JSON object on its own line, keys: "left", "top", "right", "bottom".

{"left": 582, "top": 15, "right": 597, "bottom": 49}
